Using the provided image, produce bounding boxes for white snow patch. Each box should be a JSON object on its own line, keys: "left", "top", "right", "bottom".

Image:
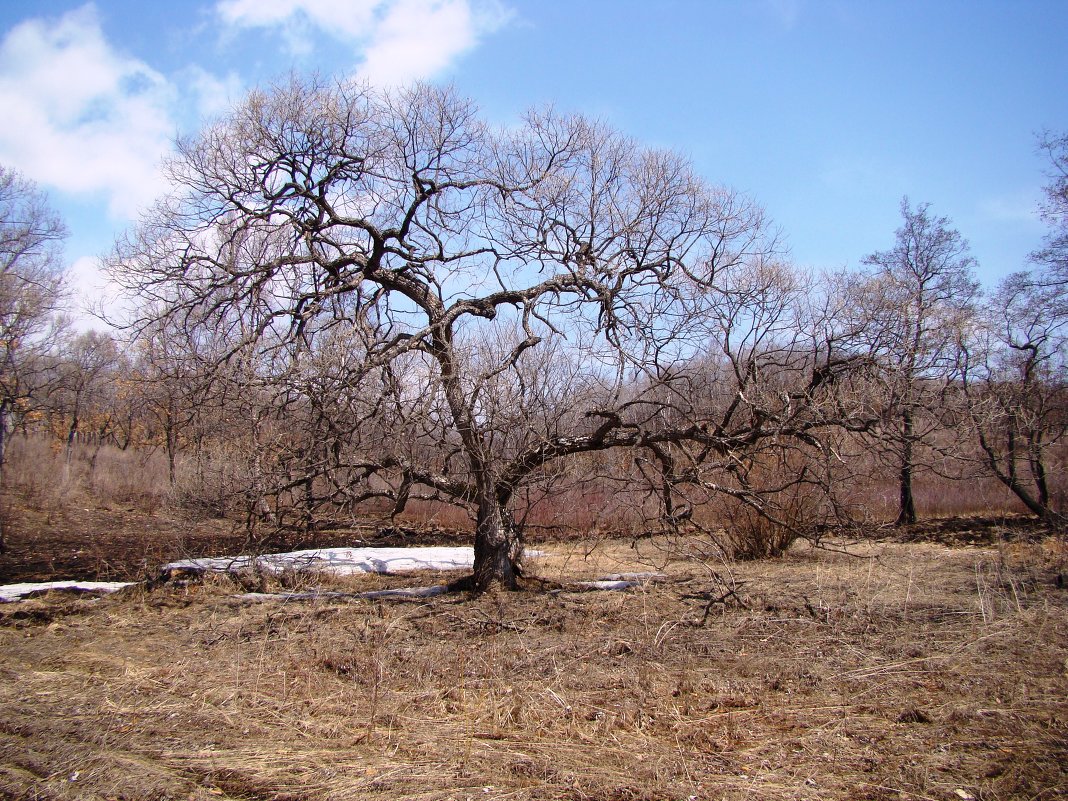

{"left": 163, "top": 546, "right": 486, "bottom": 576}
{"left": 0, "top": 580, "right": 133, "bottom": 602}
{"left": 572, "top": 580, "right": 643, "bottom": 591}
{"left": 558, "top": 574, "right": 669, "bottom": 593}
{"left": 1, "top": 547, "right": 554, "bottom": 603}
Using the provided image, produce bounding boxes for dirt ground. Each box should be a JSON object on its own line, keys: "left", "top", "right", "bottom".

{"left": 0, "top": 491, "right": 1066, "bottom": 801}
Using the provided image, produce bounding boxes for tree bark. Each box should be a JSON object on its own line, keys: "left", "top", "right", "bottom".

{"left": 0, "top": 400, "right": 9, "bottom": 554}
{"left": 0, "top": 399, "right": 11, "bottom": 484}
{"left": 471, "top": 483, "right": 520, "bottom": 592}
{"left": 895, "top": 409, "right": 917, "bottom": 526}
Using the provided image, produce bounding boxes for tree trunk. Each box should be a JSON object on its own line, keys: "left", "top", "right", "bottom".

{"left": 0, "top": 399, "right": 11, "bottom": 485}
{"left": 0, "top": 400, "right": 9, "bottom": 554}
{"left": 472, "top": 493, "right": 521, "bottom": 592}
{"left": 164, "top": 403, "right": 178, "bottom": 487}
{"left": 1028, "top": 434, "right": 1051, "bottom": 511}
{"left": 974, "top": 417, "right": 1059, "bottom": 522}
{"left": 896, "top": 409, "right": 917, "bottom": 526}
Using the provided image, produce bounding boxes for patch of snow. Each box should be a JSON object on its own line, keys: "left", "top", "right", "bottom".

{"left": 2, "top": 547, "right": 552, "bottom": 604}
{"left": 560, "top": 573, "right": 670, "bottom": 593}
{"left": 162, "top": 546, "right": 477, "bottom": 576}
{"left": 0, "top": 581, "right": 133, "bottom": 603}
{"left": 572, "top": 580, "right": 642, "bottom": 591}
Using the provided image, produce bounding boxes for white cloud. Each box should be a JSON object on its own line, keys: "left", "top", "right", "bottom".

{"left": 217, "top": 0, "right": 379, "bottom": 45}
{"left": 180, "top": 65, "right": 244, "bottom": 120}
{"left": 66, "top": 254, "right": 117, "bottom": 329}
{"left": 0, "top": 4, "right": 176, "bottom": 219}
{"left": 361, "top": 0, "right": 476, "bottom": 85}
{"left": 216, "top": 0, "right": 511, "bottom": 84}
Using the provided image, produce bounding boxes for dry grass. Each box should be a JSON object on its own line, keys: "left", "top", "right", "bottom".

{"left": 1, "top": 534, "right": 1066, "bottom": 801}
{"left": 5, "top": 436, "right": 173, "bottom": 509}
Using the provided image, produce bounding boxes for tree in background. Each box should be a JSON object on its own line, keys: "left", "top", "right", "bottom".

{"left": 50, "top": 330, "right": 122, "bottom": 453}
{"left": 619, "top": 260, "right": 880, "bottom": 558}
{"left": 959, "top": 272, "right": 1067, "bottom": 520}
{"left": 1031, "top": 131, "right": 1068, "bottom": 284}
{"left": 859, "top": 199, "right": 979, "bottom": 525}
{"left": 956, "top": 132, "right": 1068, "bottom": 522}
{"left": 132, "top": 317, "right": 206, "bottom": 488}
{"left": 0, "top": 166, "right": 67, "bottom": 482}
{"left": 0, "top": 166, "right": 67, "bottom": 553}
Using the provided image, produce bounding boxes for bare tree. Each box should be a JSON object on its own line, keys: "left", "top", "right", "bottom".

{"left": 0, "top": 166, "right": 67, "bottom": 478}
{"left": 49, "top": 330, "right": 121, "bottom": 452}
{"left": 109, "top": 79, "right": 835, "bottom": 590}
{"left": 858, "top": 199, "right": 979, "bottom": 525}
{"left": 1031, "top": 130, "right": 1068, "bottom": 283}
{"left": 958, "top": 273, "right": 1067, "bottom": 521}
{"left": 0, "top": 166, "right": 67, "bottom": 553}
{"left": 953, "top": 136, "right": 1068, "bottom": 522}
{"left": 130, "top": 318, "right": 205, "bottom": 487}
{"left": 609, "top": 261, "right": 880, "bottom": 557}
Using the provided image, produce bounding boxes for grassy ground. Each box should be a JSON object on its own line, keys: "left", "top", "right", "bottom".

{"left": 1, "top": 531, "right": 1066, "bottom": 801}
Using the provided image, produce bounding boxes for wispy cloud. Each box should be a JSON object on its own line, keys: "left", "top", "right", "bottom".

{"left": 179, "top": 64, "right": 244, "bottom": 120}
{"left": 216, "top": 0, "right": 512, "bottom": 84}
{"left": 818, "top": 153, "right": 901, "bottom": 198}
{"left": 976, "top": 191, "right": 1042, "bottom": 225}
{"left": 0, "top": 4, "right": 175, "bottom": 218}
{"left": 761, "top": 0, "right": 804, "bottom": 30}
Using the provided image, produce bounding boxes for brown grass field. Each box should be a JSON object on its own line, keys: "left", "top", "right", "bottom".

{"left": 1, "top": 496, "right": 1066, "bottom": 801}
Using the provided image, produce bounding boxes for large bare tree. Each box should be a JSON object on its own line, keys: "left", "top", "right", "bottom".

{"left": 109, "top": 79, "right": 844, "bottom": 589}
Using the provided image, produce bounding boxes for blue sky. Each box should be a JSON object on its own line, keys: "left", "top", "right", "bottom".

{"left": 1, "top": 0, "right": 1065, "bottom": 323}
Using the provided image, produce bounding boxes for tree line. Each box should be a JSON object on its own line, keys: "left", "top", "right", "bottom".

{"left": 1, "top": 81, "right": 1064, "bottom": 587}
